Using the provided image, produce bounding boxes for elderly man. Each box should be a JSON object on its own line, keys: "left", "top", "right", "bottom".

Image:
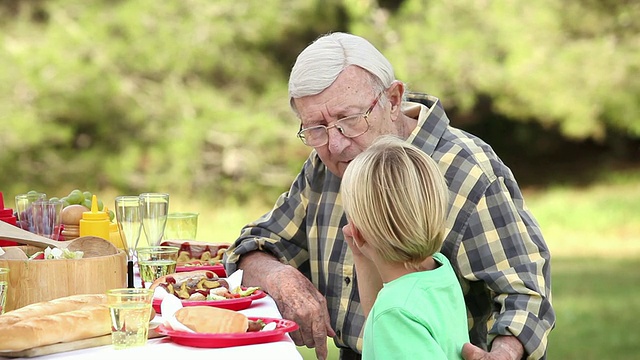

{"left": 224, "top": 32, "right": 554, "bottom": 360}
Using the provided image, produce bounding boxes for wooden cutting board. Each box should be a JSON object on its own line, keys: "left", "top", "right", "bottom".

{"left": 0, "top": 328, "right": 164, "bottom": 358}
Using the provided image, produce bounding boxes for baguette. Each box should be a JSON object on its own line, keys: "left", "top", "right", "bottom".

{"left": 0, "top": 304, "right": 111, "bottom": 351}
{"left": 0, "top": 294, "right": 106, "bottom": 328}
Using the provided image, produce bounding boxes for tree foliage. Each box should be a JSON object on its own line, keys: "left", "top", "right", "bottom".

{"left": 346, "top": 0, "right": 640, "bottom": 140}
{"left": 0, "top": 0, "right": 637, "bottom": 202}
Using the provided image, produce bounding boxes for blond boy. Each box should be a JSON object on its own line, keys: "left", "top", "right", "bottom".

{"left": 341, "top": 135, "right": 469, "bottom": 359}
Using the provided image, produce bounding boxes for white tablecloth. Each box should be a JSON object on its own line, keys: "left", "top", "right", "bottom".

{"left": 0, "top": 295, "right": 302, "bottom": 360}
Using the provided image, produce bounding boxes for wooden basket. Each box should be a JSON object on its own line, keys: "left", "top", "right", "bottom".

{"left": 0, "top": 246, "right": 127, "bottom": 312}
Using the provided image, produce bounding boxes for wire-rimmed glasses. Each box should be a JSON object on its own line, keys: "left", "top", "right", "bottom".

{"left": 296, "top": 92, "right": 382, "bottom": 147}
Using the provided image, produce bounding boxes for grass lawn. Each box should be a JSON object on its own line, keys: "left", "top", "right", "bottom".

{"left": 528, "top": 172, "right": 640, "bottom": 359}
{"left": 548, "top": 257, "right": 640, "bottom": 359}
{"left": 170, "top": 169, "right": 640, "bottom": 360}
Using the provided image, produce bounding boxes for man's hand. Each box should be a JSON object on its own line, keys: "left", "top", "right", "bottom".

{"left": 238, "top": 252, "right": 336, "bottom": 360}
{"left": 267, "top": 265, "right": 335, "bottom": 359}
{"left": 462, "top": 336, "right": 524, "bottom": 360}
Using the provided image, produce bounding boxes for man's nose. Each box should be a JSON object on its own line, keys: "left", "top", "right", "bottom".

{"left": 327, "top": 126, "right": 349, "bottom": 154}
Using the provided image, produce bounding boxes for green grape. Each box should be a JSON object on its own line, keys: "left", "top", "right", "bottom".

{"left": 67, "top": 189, "right": 84, "bottom": 205}
{"left": 82, "top": 199, "right": 92, "bottom": 209}
{"left": 26, "top": 190, "right": 45, "bottom": 201}
{"left": 107, "top": 210, "right": 115, "bottom": 221}
{"left": 60, "top": 197, "right": 70, "bottom": 208}
{"left": 83, "top": 191, "right": 93, "bottom": 201}
{"left": 97, "top": 199, "right": 104, "bottom": 211}
{"left": 49, "top": 197, "right": 59, "bottom": 202}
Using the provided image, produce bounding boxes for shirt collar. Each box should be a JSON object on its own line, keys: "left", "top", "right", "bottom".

{"left": 404, "top": 94, "right": 450, "bottom": 156}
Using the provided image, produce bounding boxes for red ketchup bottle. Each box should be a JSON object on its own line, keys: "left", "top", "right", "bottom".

{"left": 0, "top": 192, "right": 19, "bottom": 247}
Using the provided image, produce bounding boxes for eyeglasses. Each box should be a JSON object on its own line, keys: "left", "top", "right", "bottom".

{"left": 296, "top": 93, "right": 382, "bottom": 147}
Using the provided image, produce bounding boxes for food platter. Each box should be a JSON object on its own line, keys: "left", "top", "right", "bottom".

{"left": 156, "top": 317, "right": 299, "bottom": 348}
{"left": 175, "top": 263, "right": 226, "bottom": 277}
{"left": 152, "top": 290, "right": 266, "bottom": 314}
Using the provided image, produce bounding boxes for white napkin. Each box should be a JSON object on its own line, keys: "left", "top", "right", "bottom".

{"left": 262, "top": 322, "right": 277, "bottom": 331}
{"left": 0, "top": 247, "right": 5, "bottom": 257}
{"left": 226, "top": 269, "right": 243, "bottom": 291}
{"left": 153, "top": 285, "right": 169, "bottom": 301}
{"left": 161, "top": 294, "right": 195, "bottom": 333}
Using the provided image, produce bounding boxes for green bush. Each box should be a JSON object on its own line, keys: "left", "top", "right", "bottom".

{"left": 0, "top": 0, "right": 638, "bottom": 202}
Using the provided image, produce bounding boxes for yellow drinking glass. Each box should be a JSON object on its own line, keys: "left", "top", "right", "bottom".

{"left": 107, "top": 288, "right": 153, "bottom": 350}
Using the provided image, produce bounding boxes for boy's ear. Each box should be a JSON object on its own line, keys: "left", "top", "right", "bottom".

{"left": 351, "top": 226, "right": 366, "bottom": 248}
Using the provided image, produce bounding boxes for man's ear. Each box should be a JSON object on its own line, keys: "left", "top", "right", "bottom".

{"left": 386, "top": 80, "right": 405, "bottom": 117}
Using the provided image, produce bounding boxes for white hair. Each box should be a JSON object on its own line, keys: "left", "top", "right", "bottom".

{"left": 288, "top": 32, "right": 395, "bottom": 102}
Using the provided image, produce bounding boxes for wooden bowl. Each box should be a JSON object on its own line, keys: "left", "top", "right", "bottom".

{"left": 0, "top": 246, "right": 127, "bottom": 312}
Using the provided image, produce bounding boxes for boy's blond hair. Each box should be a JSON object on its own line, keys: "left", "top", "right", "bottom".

{"left": 341, "top": 135, "right": 449, "bottom": 271}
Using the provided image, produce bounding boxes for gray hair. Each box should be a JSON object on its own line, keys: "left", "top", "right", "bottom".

{"left": 288, "top": 32, "right": 395, "bottom": 103}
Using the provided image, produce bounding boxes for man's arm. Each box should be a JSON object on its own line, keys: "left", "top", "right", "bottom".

{"left": 221, "top": 154, "right": 337, "bottom": 359}
{"left": 238, "top": 251, "right": 336, "bottom": 360}
{"left": 454, "top": 176, "right": 554, "bottom": 359}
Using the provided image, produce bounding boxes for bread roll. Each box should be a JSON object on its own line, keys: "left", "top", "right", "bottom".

{"left": 0, "top": 293, "right": 106, "bottom": 328}
{"left": 0, "top": 304, "right": 111, "bottom": 351}
{"left": 175, "top": 306, "right": 248, "bottom": 334}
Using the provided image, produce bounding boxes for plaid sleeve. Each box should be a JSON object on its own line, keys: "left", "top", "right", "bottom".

{"left": 456, "top": 175, "right": 555, "bottom": 360}
{"left": 224, "top": 155, "right": 316, "bottom": 276}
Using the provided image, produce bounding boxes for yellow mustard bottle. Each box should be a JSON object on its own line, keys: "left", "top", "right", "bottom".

{"left": 108, "top": 217, "right": 125, "bottom": 249}
{"left": 79, "top": 195, "right": 110, "bottom": 240}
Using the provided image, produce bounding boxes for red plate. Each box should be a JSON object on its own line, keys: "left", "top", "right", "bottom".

{"left": 153, "top": 290, "right": 266, "bottom": 314}
{"left": 156, "top": 317, "right": 299, "bottom": 348}
{"left": 175, "top": 263, "right": 226, "bottom": 277}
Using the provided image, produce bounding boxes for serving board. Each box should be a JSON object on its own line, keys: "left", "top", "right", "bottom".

{"left": 0, "top": 328, "right": 163, "bottom": 358}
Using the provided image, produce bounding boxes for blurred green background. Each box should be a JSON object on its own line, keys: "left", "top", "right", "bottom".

{"left": 1, "top": 1, "right": 639, "bottom": 359}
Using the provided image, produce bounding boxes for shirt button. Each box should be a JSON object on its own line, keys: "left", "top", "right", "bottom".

{"left": 344, "top": 277, "right": 351, "bottom": 285}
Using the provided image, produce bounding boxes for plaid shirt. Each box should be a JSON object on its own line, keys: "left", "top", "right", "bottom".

{"left": 225, "top": 93, "right": 555, "bottom": 359}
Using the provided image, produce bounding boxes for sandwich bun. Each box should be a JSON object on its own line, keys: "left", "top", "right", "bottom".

{"left": 175, "top": 306, "right": 248, "bottom": 334}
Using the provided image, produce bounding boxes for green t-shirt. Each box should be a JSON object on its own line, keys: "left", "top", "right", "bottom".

{"left": 362, "top": 253, "right": 469, "bottom": 360}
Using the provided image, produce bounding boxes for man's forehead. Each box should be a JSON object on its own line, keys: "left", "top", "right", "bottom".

{"left": 295, "top": 74, "right": 375, "bottom": 116}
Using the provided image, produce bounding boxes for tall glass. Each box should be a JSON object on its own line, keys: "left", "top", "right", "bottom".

{"left": 115, "top": 196, "right": 143, "bottom": 288}
{"left": 32, "top": 199, "right": 63, "bottom": 239}
{"left": 139, "top": 193, "right": 169, "bottom": 247}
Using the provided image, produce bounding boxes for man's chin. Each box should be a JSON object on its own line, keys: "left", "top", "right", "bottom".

{"left": 333, "top": 161, "right": 352, "bottom": 178}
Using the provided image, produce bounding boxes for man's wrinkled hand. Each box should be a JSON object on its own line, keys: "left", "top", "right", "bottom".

{"left": 462, "top": 343, "right": 495, "bottom": 360}
{"left": 266, "top": 265, "right": 336, "bottom": 360}
{"left": 462, "top": 336, "right": 524, "bottom": 360}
